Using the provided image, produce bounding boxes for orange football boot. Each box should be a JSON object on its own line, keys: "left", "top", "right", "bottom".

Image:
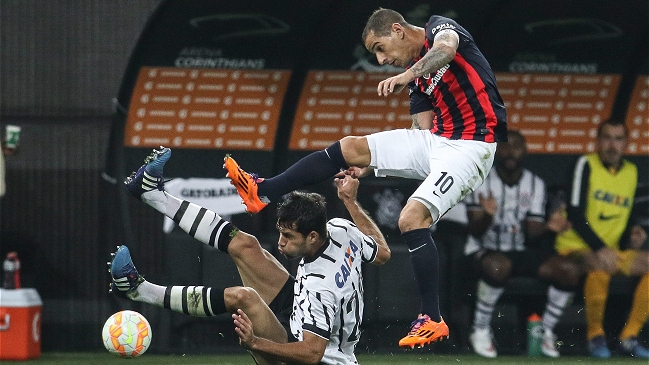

{"left": 223, "top": 155, "right": 269, "bottom": 213}
{"left": 398, "top": 314, "right": 449, "bottom": 349}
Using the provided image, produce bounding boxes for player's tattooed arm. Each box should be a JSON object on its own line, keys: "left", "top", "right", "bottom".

{"left": 409, "top": 29, "right": 459, "bottom": 78}
{"left": 411, "top": 115, "right": 421, "bottom": 129}
{"left": 411, "top": 110, "right": 434, "bottom": 130}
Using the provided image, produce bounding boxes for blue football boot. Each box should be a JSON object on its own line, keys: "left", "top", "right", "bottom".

{"left": 619, "top": 337, "right": 649, "bottom": 358}
{"left": 108, "top": 245, "right": 143, "bottom": 298}
{"left": 124, "top": 147, "right": 171, "bottom": 199}
{"left": 588, "top": 336, "right": 611, "bottom": 358}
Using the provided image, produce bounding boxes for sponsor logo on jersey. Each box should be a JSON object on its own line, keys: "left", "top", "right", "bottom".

{"left": 335, "top": 240, "right": 359, "bottom": 288}
{"left": 429, "top": 23, "right": 456, "bottom": 35}
{"left": 417, "top": 64, "right": 450, "bottom": 95}
{"left": 593, "top": 189, "right": 631, "bottom": 208}
{"left": 598, "top": 212, "right": 621, "bottom": 221}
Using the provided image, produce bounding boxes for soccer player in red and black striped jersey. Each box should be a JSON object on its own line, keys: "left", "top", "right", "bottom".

{"left": 224, "top": 8, "right": 507, "bottom": 349}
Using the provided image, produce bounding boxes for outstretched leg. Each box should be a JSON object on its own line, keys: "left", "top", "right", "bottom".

{"left": 108, "top": 245, "right": 286, "bottom": 365}
{"left": 224, "top": 138, "right": 367, "bottom": 213}
{"left": 124, "top": 147, "right": 288, "bottom": 303}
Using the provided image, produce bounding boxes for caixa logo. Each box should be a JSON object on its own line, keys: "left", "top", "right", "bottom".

{"left": 335, "top": 241, "right": 359, "bottom": 288}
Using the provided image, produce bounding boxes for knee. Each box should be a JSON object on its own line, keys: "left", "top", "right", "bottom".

{"left": 398, "top": 201, "right": 433, "bottom": 232}
{"left": 224, "top": 286, "right": 261, "bottom": 310}
{"left": 339, "top": 136, "right": 369, "bottom": 166}
{"left": 541, "top": 257, "right": 582, "bottom": 288}
{"left": 480, "top": 254, "right": 512, "bottom": 284}
{"left": 637, "top": 252, "right": 649, "bottom": 273}
{"left": 227, "top": 232, "right": 261, "bottom": 259}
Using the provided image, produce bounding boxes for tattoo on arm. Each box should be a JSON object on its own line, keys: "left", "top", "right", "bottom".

{"left": 409, "top": 32, "right": 456, "bottom": 78}
{"left": 411, "top": 115, "right": 421, "bottom": 129}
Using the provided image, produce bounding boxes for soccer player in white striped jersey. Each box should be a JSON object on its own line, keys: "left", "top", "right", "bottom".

{"left": 463, "top": 130, "right": 580, "bottom": 358}
{"left": 115, "top": 147, "right": 391, "bottom": 365}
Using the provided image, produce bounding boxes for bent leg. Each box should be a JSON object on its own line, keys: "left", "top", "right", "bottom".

{"left": 538, "top": 255, "right": 582, "bottom": 288}
{"left": 228, "top": 232, "right": 290, "bottom": 305}
{"left": 584, "top": 270, "right": 611, "bottom": 340}
{"left": 140, "top": 190, "right": 290, "bottom": 304}
{"left": 340, "top": 135, "right": 371, "bottom": 167}
{"left": 620, "top": 251, "right": 649, "bottom": 340}
{"left": 225, "top": 287, "right": 288, "bottom": 365}
{"left": 472, "top": 252, "right": 511, "bottom": 329}
{"left": 538, "top": 255, "right": 580, "bottom": 333}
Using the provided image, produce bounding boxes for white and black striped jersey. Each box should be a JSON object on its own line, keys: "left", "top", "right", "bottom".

{"left": 464, "top": 169, "right": 546, "bottom": 255}
{"left": 290, "top": 217, "right": 379, "bottom": 365}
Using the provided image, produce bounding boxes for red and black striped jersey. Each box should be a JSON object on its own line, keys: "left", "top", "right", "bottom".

{"left": 408, "top": 16, "right": 507, "bottom": 142}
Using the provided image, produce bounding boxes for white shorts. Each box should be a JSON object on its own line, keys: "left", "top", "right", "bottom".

{"left": 366, "top": 129, "right": 496, "bottom": 222}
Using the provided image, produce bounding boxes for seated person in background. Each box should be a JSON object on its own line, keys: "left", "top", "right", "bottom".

{"left": 464, "top": 130, "right": 579, "bottom": 358}
{"left": 555, "top": 120, "right": 649, "bottom": 359}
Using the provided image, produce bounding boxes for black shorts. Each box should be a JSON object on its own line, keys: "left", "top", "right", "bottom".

{"left": 268, "top": 275, "right": 298, "bottom": 343}
{"left": 472, "top": 246, "right": 556, "bottom": 277}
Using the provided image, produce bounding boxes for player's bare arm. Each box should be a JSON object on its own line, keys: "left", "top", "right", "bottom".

{"left": 411, "top": 110, "right": 434, "bottom": 129}
{"left": 377, "top": 29, "right": 459, "bottom": 96}
{"left": 410, "top": 29, "right": 458, "bottom": 78}
{"left": 334, "top": 175, "right": 391, "bottom": 265}
{"left": 234, "top": 309, "right": 327, "bottom": 365}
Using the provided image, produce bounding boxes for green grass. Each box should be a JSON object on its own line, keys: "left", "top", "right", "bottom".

{"left": 7, "top": 352, "right": 644, "bottom": 365}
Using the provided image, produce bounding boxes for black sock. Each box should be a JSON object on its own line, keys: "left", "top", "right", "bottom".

{"left": 258, "top": 141, "right": 348, "bottom": 202}
{"left": 403, "top": 228, "right": 441, "bottom": 322}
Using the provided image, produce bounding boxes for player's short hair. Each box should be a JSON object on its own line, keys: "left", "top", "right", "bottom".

{"left": 276, "top": 191, "right": 328, "bottom": 239}
{"left": 597, "top": 119, "right": 628, "bottom": 138}
{"left": 362, "top": 8, "right": 409, "bottom": 43}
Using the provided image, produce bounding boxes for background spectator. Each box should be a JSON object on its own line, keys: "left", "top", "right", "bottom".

{"left": 464, "top": 130, "right": 579, "bottom": 358}
{"left": 555, "top": 120, "right": 649, "bottom": 358}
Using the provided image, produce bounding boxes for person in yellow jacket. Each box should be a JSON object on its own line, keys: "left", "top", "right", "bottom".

{"left": 555, "top": 119, "right": 649, "bottom": 358}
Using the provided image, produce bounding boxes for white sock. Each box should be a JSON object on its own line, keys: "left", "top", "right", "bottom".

{"left": 127, "top": 280, "right": 165, "bottom": 307}
{"left": 140, "top": 190, "right": 181, "bottom": 214}
{"left": 542, "top": 286, "right": 574, "bottom": 331}
{"left": 473, "top": 280, "right": 505, "bottom": 329}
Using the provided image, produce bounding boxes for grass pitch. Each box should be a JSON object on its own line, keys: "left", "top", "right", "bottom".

{"left": 10, "top": 352, "right": 643, "bottom": 364}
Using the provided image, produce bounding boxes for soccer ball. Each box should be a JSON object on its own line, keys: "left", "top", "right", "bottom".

{"left": 102, "top": 310, "right": 152, "bottom": 357}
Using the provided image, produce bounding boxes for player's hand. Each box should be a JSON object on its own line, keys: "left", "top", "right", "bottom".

{"left": 478, "top": 191, "right": 498, "bottom": 216}
{"left": 233, "top": 309, "right": 256, "bottom": 350}
{"left": 335, "top": 166, "right": 371, "bottom": 179}
{"left": 547, "top": 205, "right": 572, "bottom": 233}
{"left": 377, "top": 70, "right": 414, "bottom": 96}
{"left": 629, "top": 225, "right": 648, "bottom": 249}
{"left": 595, "top": 247, "right": 620, "bottom": 274}
{"left": 334, "top": 174, "right": 360, "bottom": 202}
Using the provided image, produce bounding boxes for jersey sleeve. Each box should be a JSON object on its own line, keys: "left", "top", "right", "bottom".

{"left": 425, "top": 16, "right": 467, "bottom": 43}
{"left": 360, "top": 234, "right": 378, "bottom": 263}
{"left": 567, "top": 156, "right": 607, "bottom": 250}
{"left": 329, "top": 218, "right": 378, "bottom": 263}
{"left": 526, "top": 175, "right": 546, "bottom": 221}
{"left": 409, "top": 85, "right": 433, "bottom": 115}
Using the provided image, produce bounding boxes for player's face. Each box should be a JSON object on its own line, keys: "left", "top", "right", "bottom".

{"left": 364, "top": 29, "right": 410, "bottom": 68}
{"left": 276, "top": 224, "right": 309, "bottom": 259}
{"left": 495, "top": 134, "right": 526, "bottom": 172}
{"left": 597, "top": 124, "right": 627, "bottom": 167}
